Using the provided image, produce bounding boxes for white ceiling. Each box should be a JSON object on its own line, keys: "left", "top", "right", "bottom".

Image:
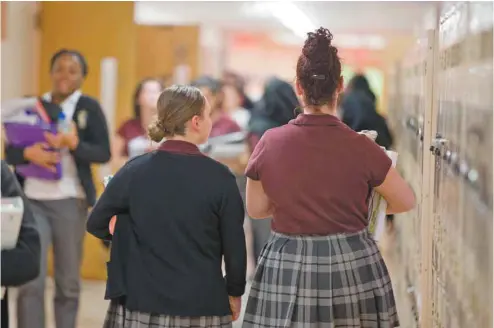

{"left": 135, "top": 1, "right": 434, "bottom": 34}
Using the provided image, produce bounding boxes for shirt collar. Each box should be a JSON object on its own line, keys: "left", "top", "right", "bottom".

{"left": 42, "top": 90, "right": 82, "bottom": 106}
{"left": 290, "top": 113, "right": 342, "bottom": 126}
{"left": 158, "top": 140, "right": 203, "bottom": 156}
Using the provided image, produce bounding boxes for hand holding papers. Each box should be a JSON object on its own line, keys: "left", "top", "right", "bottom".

{"left": 359, "top": 130, "right": 398, "bottom": 242}
{"left": 1, "top": 197, "right": 24, "bottom": 250}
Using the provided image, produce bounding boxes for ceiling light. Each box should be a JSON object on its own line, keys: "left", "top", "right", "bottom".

{"left": 251, "top": 1, "right": 316, "bottom": 39}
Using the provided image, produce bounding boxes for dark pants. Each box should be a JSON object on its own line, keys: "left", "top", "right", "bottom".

{"left": 249, "top": 218, "right": 272, "bottom": 264}
{"left": 1, "top": 290, "right": 8, "bottom": 328}
{"left": 17, "top": 198, "right": 87, "bottom": 328}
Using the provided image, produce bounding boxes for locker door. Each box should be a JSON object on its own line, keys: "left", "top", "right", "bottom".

{"left": 459, "top": 2, "right": 493, "bottom": 327}
{"left": 431, "top": 3, "right": 469, "bottom": 328}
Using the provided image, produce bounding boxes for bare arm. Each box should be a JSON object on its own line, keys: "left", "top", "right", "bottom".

{"left": 246, "top": 178, "right": 274, "bottom": 219}
{"left": 375, "top": 167, "right": 416, "bottom": 214}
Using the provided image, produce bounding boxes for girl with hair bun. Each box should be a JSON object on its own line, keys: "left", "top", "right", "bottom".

{"left": 88, "top": 85, "right": 247, "bottom": 328}
{"left": 242, "top": 27, "right": 415, "bottom": 327}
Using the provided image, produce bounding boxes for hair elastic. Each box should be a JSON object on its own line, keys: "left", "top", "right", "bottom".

{"left": 311, "top": 74, "right": 326, "bottom": 80}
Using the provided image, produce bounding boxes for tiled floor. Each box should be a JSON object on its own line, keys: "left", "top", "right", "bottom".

{"left": 7, "top": 231, "right": 397, "bottom": 328}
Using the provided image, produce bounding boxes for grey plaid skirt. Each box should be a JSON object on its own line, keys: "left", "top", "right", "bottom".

{"left": 103, "top": 300, "right": 232, "bottom": 328}
{"left": 242, "top": 229, "right": 399, "bottom": 327}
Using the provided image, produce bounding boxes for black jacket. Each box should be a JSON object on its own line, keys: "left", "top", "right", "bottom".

{"left": 5, "top": 95, "right": 111, "bottom": 206}
{"left": 341, "top": 90, "right": 393, "bottom": 149}
{"left": 1, "top": 160, "right": 41, "bottom": 328}
{"left": 87, "top": 141, "right": 246, "bottom": 317}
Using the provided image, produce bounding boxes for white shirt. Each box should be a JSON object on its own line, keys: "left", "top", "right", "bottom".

{"left": 230, "top": 108, "right": 251, "bottom": 131}
{"left": 24, "top": 90, "right": 86, "bottom": 200}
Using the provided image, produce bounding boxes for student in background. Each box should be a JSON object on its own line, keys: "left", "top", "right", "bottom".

{"left": 222, "top": 81, "right": 251, "bottom": 131}
{"left": 222, "top": 70, "right": 255, "bottom": 111}
{"left": 111, "top": 78, "right": 163, "bottom": 170}
{"left": 341, "top": 74, "right": 393, "bottom": 149}
{"left": 5, "top": 49, "right": 111, "bottom": 328}
{"left": 87, "top": 85, "right": 246, "bottom": 328}
{"left": 1, "top": 160, "right": 41, "bottom": 328}
{"left": 192, "top": 76, "right": 241, "bottom": 138}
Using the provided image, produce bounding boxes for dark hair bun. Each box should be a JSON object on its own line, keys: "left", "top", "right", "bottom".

{"left": 296, "top": 27, "right": 342, "bottom": 107}
{"left": 302, "top": 27, "right": 333, "bottom": 59}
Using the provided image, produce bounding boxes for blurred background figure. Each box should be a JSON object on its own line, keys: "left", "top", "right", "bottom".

{"left": 111, "top": 78, "right": 163, "bottom": 170}
{"left": 222, "top": 81, "right": 251, "bottom": 131}
{"left": 222, "top": 70, "right": 255, "bottom": 111}
{"left": 340, "top": 74, "right": 393, "bottom": 149}
{"left": 246, "top": 77, "right": 299, "bottom": 263}
{"left": 1, "top": 160, "right": 41, "bottom": 328}
{"left": 192, "top": 76, "right": 241, "bottom": 138}
{"left": 5, "top": 48, "right": 111, "bottom": 328}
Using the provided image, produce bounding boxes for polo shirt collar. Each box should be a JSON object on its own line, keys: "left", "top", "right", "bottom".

{"left": 158, "top": 140, "right": 202, "bottom": 155}
{"left": 290, "top": 113, "right": 342, "bottom": 126}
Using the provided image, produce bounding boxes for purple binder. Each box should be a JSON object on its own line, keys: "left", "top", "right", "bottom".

{"left": 3, "top": 122, "right": 62, "bottom": 180}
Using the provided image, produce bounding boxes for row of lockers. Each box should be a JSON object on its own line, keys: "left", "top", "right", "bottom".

{"left": 387, "top": 2, "right": 493, "bottom": 328}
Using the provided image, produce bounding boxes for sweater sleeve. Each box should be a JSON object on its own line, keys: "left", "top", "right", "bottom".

{"left": 219, "top": 173, "right": 246, "bottom": 297}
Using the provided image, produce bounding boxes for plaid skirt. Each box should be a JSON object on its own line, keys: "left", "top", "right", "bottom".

{"left": 103, "top": 300, "right": 232, "bottom": 328}
{"left": 242, "top": 229, "right": 399, "bottom": 328}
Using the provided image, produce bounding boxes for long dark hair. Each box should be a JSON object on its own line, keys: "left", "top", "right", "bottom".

{"left": 133, "top": 78, "right": 164, "bottom": 118}
{"left": 258, "top": 77, "right": 300, "bottom": 126}
{"left": 347, "top": 74, "right": 376, "bottom": 103}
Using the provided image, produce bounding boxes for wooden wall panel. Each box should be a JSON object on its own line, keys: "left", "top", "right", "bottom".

{"left": 135, "top": 25, "right": 199, "bottom": 87}
{"left": 1, "top": 2, "right": 6, "bottom": 40}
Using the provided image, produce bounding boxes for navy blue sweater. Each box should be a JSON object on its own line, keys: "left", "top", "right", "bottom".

{"left": 87, "top": 140, "right": 246, "bottom": 316}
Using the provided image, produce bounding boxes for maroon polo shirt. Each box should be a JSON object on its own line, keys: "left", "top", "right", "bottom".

{"left": 117, "top": 118, "right": 145, "bottom": 156}
{"left": 245, "top": 113, "right": 392, "bottom": 235}
{"left": 210, "top": 115, "right": 241, "bottom": 138}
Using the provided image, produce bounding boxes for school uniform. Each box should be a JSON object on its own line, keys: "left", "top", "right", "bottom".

{"left": 87, "top": 140, "right": 247, "bottom": 328}
{"left": 1, "top": 160, "right": 41, "bottom": 328}
{"left": 4, "top": 90, "right": 111, "bottom": 328}
{"left": 242, "top": 114, "right": 399, "bottom": 327}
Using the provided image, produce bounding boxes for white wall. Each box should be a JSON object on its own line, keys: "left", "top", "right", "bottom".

{"left": 1, "top": 2, "right": 40, "bottom": 100}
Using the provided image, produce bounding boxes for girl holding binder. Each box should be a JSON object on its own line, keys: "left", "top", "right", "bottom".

{"left": 5, "top": 49, "right": 111, "bottom": 328}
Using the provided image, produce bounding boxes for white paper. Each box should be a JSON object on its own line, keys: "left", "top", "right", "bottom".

{"left": 1, "top": 197, "right": 24, "bottom": 250}
{"left": 370, "top": 150, "right": 398, "bottom": 241}
{"left": 358, "top": 130, "right": 399, "bottom": 241}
